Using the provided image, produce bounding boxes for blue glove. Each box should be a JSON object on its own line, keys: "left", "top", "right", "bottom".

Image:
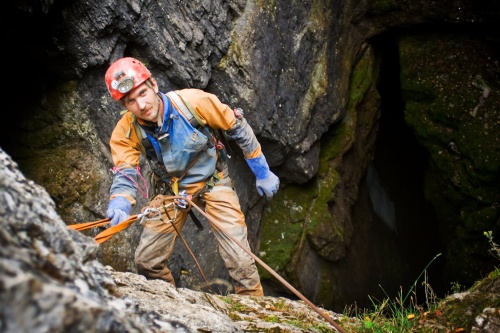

{"left": 106, "top": 196, "right": 132, "bottom": 226}
{"left": 245, "top": 154, "right": 280, "bottom": 199}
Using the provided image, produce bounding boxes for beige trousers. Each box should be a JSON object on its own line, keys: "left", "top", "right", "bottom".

{"left": 134, "top": 182, "right": 263, "bottom": 296}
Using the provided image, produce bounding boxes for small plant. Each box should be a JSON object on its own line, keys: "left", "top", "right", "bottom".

{"left": 449, "top": 281, "right": 463, "bottom": 294}
{"left": 273, "top": 298, "right": 289, "bottom": 310}
{"left": 484, "top": 230, "right": 500, "bottom": 261}
{"left": 264, "top": 315, "right": 280, "bottom": 323}
{"left": 308, "top": 322, "right": 331, "bottom": 332}
{"left": 230, "top": 301, "right": 250, "bottom": 312}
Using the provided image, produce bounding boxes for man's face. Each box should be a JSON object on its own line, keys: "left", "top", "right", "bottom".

{"left": 121, "top": 80, "right": 160, "bottom": 122}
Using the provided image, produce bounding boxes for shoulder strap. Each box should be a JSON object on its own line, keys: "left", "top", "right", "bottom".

{"left": 166, "top": 91, "right": 205, "bottom": 128}
{"left": 166, "top": 91, "right": 230, "bottom": 161}
{"left": 124, "top": 112, "right": 147, "bottom": 156}
{"left": 167, "top": 90, "right": 215, "bottom": 151}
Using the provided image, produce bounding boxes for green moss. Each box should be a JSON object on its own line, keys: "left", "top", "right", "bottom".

{"left": 348, "top": 49, "right": 375, "bottom": 107}
{"left": 437, "top": 273, "right": 500, "bottom": 331}
{"left": 228, "top": 312, "right": 243, "bottom": 321}
{"left": 314, "top": 262, "right": 337, "bottom": 306}
{"left": 401, "top": 33, "right": 500, "bottom": 286}
{"left": 300, "top": 53, "right": 328, "bottom": 125}
{"left": 263, "top": 315, "right": 280, "bottom": 323}
{"left": 258, "top": 181, "right": 318, "bottom": 280}
{"left": 217, "top": 37, "right": 243, "bottom": 71}
{"left": 308, "top": 46, "right": 375, "bottom": 238}
{"left": 306, "top": 172, "right": 341, "bottom": 238}
{"left": 257, "top": 0, "right": 276, "bottom": 12}
{"left": 259, "top": 43, "right": 377, "bottom": 282}
{"left": 317, "top": 47, "right": 375, "bottom": 175}
{"left": 317, "top": 124, "right": 352, "bottom": 177}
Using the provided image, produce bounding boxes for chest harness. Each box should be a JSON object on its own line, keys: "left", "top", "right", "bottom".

{"left": 122, "top": 91, "right": 230, "bottom": 228}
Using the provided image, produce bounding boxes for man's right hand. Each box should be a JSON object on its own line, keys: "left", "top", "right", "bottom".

{"left": 106, "top": 196, "right": 132, "bottom": 226}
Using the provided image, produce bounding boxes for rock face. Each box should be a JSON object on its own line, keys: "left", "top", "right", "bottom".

{"left": 1, "top": 0, "right": 499, "bottom": 312}
{"left": 0, "top": 148, "right": 183, "bottom": 332}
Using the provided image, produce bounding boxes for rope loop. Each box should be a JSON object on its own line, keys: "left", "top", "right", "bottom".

{"left": 112, "top": 165, "right": 149, "bottom": 199}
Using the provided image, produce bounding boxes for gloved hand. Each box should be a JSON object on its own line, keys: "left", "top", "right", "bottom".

{"left": 245, "top": 154, "right": 280, "bottom": 199}
{"left": 106, "top": 196, "right": 132, "bottom": 227}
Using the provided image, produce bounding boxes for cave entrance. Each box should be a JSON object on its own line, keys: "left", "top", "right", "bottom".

{"left": 370, "top": 31, "right": 445, "bottom": 301}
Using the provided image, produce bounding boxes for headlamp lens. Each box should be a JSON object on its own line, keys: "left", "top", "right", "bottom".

{"left": 117, "top": 77, "right": 135, "bottom": 94}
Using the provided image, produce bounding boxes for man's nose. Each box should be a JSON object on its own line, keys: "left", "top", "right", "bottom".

{"left": 137, "top": 97, "right": 147, "bottom": 109}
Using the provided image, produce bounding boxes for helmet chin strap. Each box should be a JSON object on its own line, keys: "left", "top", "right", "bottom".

{"left": 156, "top": 93, "right": 164, "bottom": 127}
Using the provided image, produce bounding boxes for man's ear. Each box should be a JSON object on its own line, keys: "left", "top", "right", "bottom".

{"left": 150, "top": 77, "right": 159, "bottom": 93}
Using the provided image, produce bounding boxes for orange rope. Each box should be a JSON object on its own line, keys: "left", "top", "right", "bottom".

{"left": 67, "top": 218, "right": 110, "bottom": 231}
{"left": 67, "top": 214, "right": 140, "bottom": 244}
{"left": 94, "top": 214, "right": 140, "bottom": 244}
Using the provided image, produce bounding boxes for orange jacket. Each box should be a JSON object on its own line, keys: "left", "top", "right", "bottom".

{"left": 109, "top": 89, "right": 262, "bottom": 203}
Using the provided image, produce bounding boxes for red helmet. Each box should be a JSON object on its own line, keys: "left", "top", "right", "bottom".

{"left": 105, "top": 57, "right": 152, "bottom": 100}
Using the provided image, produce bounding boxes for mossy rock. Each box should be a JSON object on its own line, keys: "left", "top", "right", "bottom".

{"left": 400, "top": 33, "right": 500, "bottom": 287}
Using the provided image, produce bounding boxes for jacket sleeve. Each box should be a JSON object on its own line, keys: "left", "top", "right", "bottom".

{"left": 176, "top": 89, "right": 262, "bottom": 158}
{"left": 109, "top": 112, "right": 143, "bottom": 205}
{"left": 225, "top": 117, "right": 262, "bottom": 158}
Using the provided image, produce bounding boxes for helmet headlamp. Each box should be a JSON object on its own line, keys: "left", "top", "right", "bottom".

{"left": 117, "top": 77, "right": 135, "bottom": 94}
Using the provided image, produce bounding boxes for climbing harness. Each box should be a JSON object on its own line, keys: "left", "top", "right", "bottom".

{"left": 68, "top": 196, "right": 350, "bottom": 333}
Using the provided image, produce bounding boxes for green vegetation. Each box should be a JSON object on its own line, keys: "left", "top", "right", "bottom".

{"left": 347, "top": 232, "right": 500, "bottom": 333}
{"left": 348, "top": 255, "right": 441, "bottom": 333}
{"left": 484, "top": 230, "right": 500, "bottom": 261}
{"left": 258, "top": 43, "right": 378, "bottom": 287}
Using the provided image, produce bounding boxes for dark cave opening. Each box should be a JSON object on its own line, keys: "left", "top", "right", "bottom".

{"left": 370, "top": 31, "right": 446, "bottom": 301}
{"left": 0, "top": 9, "right": 58, "bottom": 163}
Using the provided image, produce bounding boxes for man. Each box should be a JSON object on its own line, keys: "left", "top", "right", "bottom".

{"left": 104, "top": 57, "right": 279, "bottom": 296}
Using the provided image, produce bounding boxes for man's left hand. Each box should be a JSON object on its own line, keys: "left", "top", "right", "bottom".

{"left": 256, "top": 172, "right": 280, "bottom": 200}
{"left": 246, "top": 154, "right": 280, "bottom": 200}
